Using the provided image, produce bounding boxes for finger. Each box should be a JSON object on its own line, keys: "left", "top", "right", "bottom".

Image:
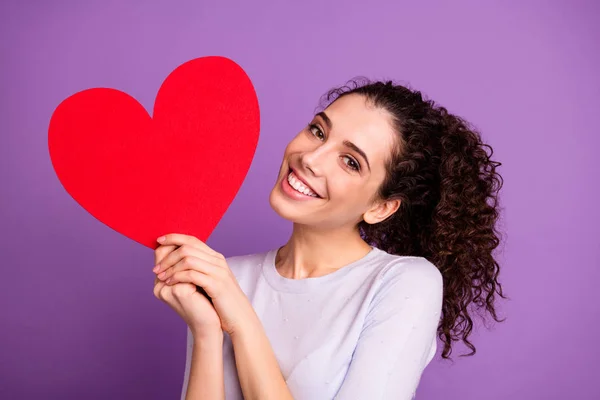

{"left": 153, "top": 276, "right": 166, "bottom": 299}
{"left": 154, "top": 244, "right": 178, "bottom": 266}
{"left": 157, "top": 233, "right": 223, "bottom": 259}
{"left": 155, "top": 244, "right": 224, "bottom": 276}
{"left": 154, "top": 276, "right": 178, "bottom": 302}
{"left": 154, "top": 244, "right": 179, "bottom": 274}
{"left": 158, "top": 255, "right": 223, "bottom": 283}
{"left": 167, "top": 270, "right": 218, "bottom": 297}
{"left": 155, "top": 284, "right": 187, "bottom": 316}
{"left": 171, "top": 282, "right": 203, "bottom": 299}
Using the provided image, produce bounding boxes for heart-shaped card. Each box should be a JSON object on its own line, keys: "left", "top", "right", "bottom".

{"left": 48, "top": 56, "right": 260, "bottom": 249}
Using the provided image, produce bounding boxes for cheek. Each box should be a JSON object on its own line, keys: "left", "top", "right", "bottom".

{"left": 336, "top": 177, "right": 380, "bottom": 205}
{"left": 328, "top": 177, "right": 365, "bottom": 203}
{"left": 282, "top": 138, "right": 300, "bottom": 158}
{"left": 289, "top": 130, "right": 314, "bottom": 148}
{"left": 282, "top": 135, "right": 312, "bottom": 166}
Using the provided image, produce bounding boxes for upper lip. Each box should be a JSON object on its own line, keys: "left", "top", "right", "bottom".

{"left": 289, "top": 167, "right": 322, "bottom": 198}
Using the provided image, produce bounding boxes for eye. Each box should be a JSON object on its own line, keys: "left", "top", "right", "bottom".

{"left": 307, "top": 122, "right": 360, "bottom": 172}
{"left": 342, "top": 156, "right": 361, "bottom": 172}
{"left": 308, "top": 123, "right": 325, "bottom": 141}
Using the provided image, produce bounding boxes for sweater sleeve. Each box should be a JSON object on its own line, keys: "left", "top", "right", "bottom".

{"left": 180, "top": 326, "right": 193, "bottom": 400}
{"left": 334, "top": 259, "right": 444, "bottom": 400}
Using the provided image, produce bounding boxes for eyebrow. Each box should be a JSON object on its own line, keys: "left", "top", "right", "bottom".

{"left": 316, "top": 111, "right": 333, "bottom": 130}
{"left": 316, "top": 111, "right": 371, "bottom": 172}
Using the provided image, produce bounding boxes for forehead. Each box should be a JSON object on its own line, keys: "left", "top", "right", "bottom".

{"left": 323, "top": 94, "right": 397, "bottom": 165}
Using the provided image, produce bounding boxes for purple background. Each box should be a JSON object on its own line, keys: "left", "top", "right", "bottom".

{"left": 1, "top": 1, "right": 598, "bottom": 399}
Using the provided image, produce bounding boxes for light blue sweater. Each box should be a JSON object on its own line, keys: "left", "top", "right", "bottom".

{"left": 181, "top": 246, "right": 443, "bottom": 399}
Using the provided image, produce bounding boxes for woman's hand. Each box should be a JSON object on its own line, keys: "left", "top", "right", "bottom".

{"left": 153, "top": 233, "right": 256, "bottom": 337}
{"left": 153, "top": 242, "right": 222, "bottom": 339}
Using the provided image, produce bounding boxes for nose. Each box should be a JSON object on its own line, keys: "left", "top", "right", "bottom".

{"left": 300, "top": 146, "right": 326, "bottom": 177}
{"left": 302, "top": 160, "right": 317, "bottom": 177}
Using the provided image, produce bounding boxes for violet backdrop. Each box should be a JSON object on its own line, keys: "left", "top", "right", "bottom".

{"left": 1, "top": 0, "right": 598, "bottom": 399}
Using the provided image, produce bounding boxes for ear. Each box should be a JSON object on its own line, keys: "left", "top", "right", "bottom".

{"left": 363, "top": 198, "right": 401, "bottom": 225}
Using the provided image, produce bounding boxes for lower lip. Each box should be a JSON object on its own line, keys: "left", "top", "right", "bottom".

{"left": 281, "top": 171, "right": 321, "bottom": 201}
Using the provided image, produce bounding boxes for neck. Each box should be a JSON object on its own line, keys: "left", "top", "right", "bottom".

{"left": 275, "top": 223, "right": 373, "bottom": 279}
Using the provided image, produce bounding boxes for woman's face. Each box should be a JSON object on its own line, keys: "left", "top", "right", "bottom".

{"left": 269, "top": 93, "right": 398, "bottom": 230}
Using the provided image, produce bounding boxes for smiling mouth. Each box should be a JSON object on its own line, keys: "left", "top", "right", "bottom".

{"left": 286, "top": 168, "right": 321, "bottom": 198}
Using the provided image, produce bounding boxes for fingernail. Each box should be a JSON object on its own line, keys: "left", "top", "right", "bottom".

{"left": 153, "top": 265, "right": 160, "bottom": 273}
{"left": 165, "top": 278, "right": 172, "bottom": 284}
{"left": 157, "top": 236, "right": 166, "bottom": 243}
{"left": 158, "top": 272, "right": 166, "bottom": 279}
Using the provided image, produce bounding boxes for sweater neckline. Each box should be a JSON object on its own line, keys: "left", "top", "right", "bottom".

{"left": 261, "top": 246, "right": 381, "bottom": 293}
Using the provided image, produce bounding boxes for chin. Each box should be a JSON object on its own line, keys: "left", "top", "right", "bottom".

{"left": 268, "top": 182, "right": 312, "bottom": 224}
{"left": 268, "top": 184, "right": 296, "bottom": 221}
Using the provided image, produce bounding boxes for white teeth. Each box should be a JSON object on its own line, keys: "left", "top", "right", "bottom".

{"left": 287, "top": 172, "right": 318, "bottom": 197}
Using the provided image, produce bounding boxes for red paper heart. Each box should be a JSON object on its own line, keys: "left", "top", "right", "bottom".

{"left": 48, "top": 56, "right": 260, "bottom": 249}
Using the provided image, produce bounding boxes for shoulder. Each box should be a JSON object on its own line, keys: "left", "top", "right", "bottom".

{"left": 360, "top": 250, "right": 444, "bottom": 336}
{"left": 224, "top": 248, "right": 273, "bottom": 279}
{"left": 371, "top": 250, "right": 444, "bottom": 302}
{"left": 388, "top": 255, "right": 442, "bottom": 287}
{"left": 225, "top": 250, "right": 269, "bottom": 266}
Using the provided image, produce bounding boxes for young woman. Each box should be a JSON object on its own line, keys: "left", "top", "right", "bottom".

{"left": 152, "top": 79, "right": 506, "bottom": 400}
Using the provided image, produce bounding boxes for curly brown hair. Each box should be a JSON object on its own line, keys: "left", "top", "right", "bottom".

{"left": 317, "top": 78, "right": 507, "bottom": 360}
